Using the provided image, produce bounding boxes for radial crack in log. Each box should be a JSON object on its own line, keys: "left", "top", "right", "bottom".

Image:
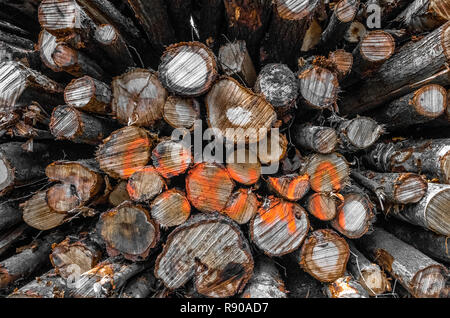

{"left": 155, "top": 213, "right": 254, "bottom": 298}
{"left": 111, "top": 68, "right": 167, "bottom": 127}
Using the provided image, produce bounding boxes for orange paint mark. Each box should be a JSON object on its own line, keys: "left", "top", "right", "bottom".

{"left": 259, "top": 198, "right": 297, "bottom": 234}
{"left": 338, "top": 208, "right": 346, "bottom": 229}
{"left": 121, "top": 138, "right": 150, "bottom": 178}
{"left": 310, "top": 161, "right": 341, "bottom": 192}
{"left": 310, "top": 195, "right": 327, "bottom": 221}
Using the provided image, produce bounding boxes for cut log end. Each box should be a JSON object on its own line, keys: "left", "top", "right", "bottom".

{"left": 64, "top": 76, "right": 111, "bottom": 114}
{"left": 250, "top": 197, "right": 309, "bottom": 256}
{"left": 331, "top": 193, "right": 374, "bottom": 239}
{"left": 394, "top": 173, "right": 428, "bottom": 204}
{"left": 152, "top": 140, "right": 192, "bottom": 178}
{"left": 97, "top": 201, "right": 159, "bottom": 261}
{"left": 412, "top": 84, "right": 447, "bottom": 118}
{"left": 226, "top": 148, "right": 261, "bottom": 185}
{"left": 299, "top": 66, "right": 339, "bottom": 109}
{"left": 111, "top": 69, "right": 167, "bottom": 127}
{"left": 94, "top": 24, "right": 118, "bottom": 45}
{"left": 360, "top": 31, "right": 395, "bottom": 63}
{"left": 218, "top": 40, "right": 257, "bottom": 87}
{"left": 334, "top": 0, "right": 359, "bottom": 23}
{"left": 299, "top": 229, "right": 350, "bottom": 283}
{"left": 254, "top": 63, "right": 298, "bottom": 113}
{"left": 425, "top": 185, "right": 450, "bottom": 236}
{"left": 158, "top": 42, "right": 218, "bottom": 97}
{"left": 38, "top": 0, "right": 79, "bottom": 36}
{"left": 257, "top": 132, "right": 289, "bottom": 165}
{"left": 304, "top": 152, "right": 350, "bottom": 193}
{"left": 150, "top": 189, "right": 191, "bottom": 228}
{"left": 49, "top": 105, "right": 81, "bottom": 140}
{"left": 96, "top": 126, "right": 153, "bottom": 179}
{"left": 155, "top": 213, "right": 253, "bottom": 298}
{"left": 339, "top": 116, "right": 384, "bottom": 150}
{"left": 21, "top": 191, "right": 66, "bottom": 231}
{"left": 50, "top": 237, "right": 102, "bottom": 279}
{"left": 306, "top": 193, "right": 338, "bottom": 221}
{"left": 185, "top": 163, "right": 235, "bottom": 213}
{"left": 163, "top": 96, "right": 200, "bottom": 130}
{"left": 224, "top": 188, "right": 259, "bottom": 225}
{"left": 206, "top": 77, "right": 276, "bottom": 144}
{"left": 46, "top": 183, "right": 80, "bottom": 213}
{"left": 328, "top": 50, "right": 353, "bottom": 77}
{"left": 276, "top": 0, "right": 321, "bottom": 20}
{"left": 267, "top": 174, "right": 310, "bottom": 201}
{"left": 0, "top": 157, "right": 14, "bottom": 195}
{"left": 126, "top": 166, "right": 166, "bottom": 203}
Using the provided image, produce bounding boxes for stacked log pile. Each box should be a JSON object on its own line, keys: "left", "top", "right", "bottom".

{"left": 0, "top": 0, "right": 449, "bottom": 299}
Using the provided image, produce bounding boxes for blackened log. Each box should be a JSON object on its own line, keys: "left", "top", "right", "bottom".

{"left": 318, "top": 0, "right": 359, "bottom": 52}
{"left": 0, "top": 200, "right": 22, "bottom": 232}
{"left": 166, "top": 0, "right": 194, "bottom": 42}
{"left": 395, "top": 0, "right": 450, "bottom": 33}
{"left": 223, "top": 0, "right": 272, "bottom": 62}
{"left": 371, "top": 84, "right": 447, "bottom": 129}
{"left": 351, "top": 170, "right": 428, "bottom": 205}
{"left": 0, "top": 230, "right": 65, "bottom": 288}
{"left": 218, "top": 40, "right": 257, "bottom": 87}
{"left": 0, "top": 142, "right": 51, "bottom": 196}
{"left": 127, "top": 0, "right": 176, "bottom": 56}
{"left": 0, "top": 61, "right": 63, "bottom": 113}
{"left": 94, "top": 24, "right": 136, "bottom": 72}
{"left": 261, "top": 0, "right": 323, "bottom": 68}
{"left": 381, "top": 218, "right": 450, "bottom": 264}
